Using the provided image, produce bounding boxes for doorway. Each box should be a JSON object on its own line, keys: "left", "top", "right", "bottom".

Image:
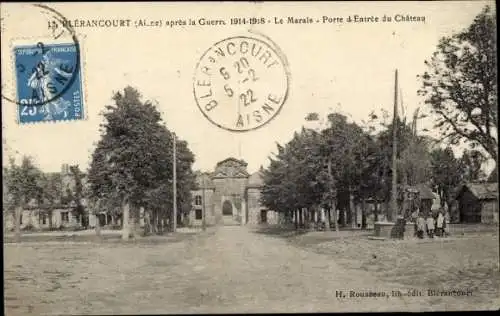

{"left": 222, "top": 200, "right": 240, "bottom": 225}
{"left": 222, "top": 200, "right": 233, "bottom": 216}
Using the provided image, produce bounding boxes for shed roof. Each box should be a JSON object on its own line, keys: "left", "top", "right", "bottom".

{"left": 457, "top": 182, "right": 499, "bottom": 200}
{"left": 415, "top": 183, "right": 437, "bottom": 200}
{"left": 401, "top": 184, "right": 436, "bottom": 200}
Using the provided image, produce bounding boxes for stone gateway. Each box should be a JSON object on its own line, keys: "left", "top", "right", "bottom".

{"left": 189, "top": 157, "right": 278, "bottom": 226}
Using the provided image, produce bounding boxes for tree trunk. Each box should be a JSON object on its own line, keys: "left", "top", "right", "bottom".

{"left": 152, "top": 209, "right": 158, "bottom": 234}
{"left": 48, "top": 210, "right": 53, "bottom": 230}
{"left": 331, "top": 200, "right": 339, "bottom": 232}
{"left": 121, "top": 201, "right": 130, "bottom": 241}
{"left": 324, "top": 207, "right": 331, "bottom": 231}
{"left": 293, "top": 209, "right": 296, "bottom": 229}
{"left": 14, "top": 206, "right": 21, "bottom": 242}
{"left": 349, "top": 192, "right": 356, "bottom": 229}
{"left": 339, "top": 208, "right": 345, "bottom": 227}
{"left": 95, "top": 213, "right": 101, "bottom": 237}
{"left": 130, "top": 206, "right": 142, "bottom": 239}
{"left": 312, "top": 207, "right": 317, "bottom": 230}
{"left": 346, "top": 204, "right": 352, "bottom": 226}
{"left": 361, "top": 198, "right": 367, "bottom": 229}
{"left": 158, "top": 215, "right": 163, "bottom": 235}
{"left": 144, "top": 209, "right": 151, "bottom": 236}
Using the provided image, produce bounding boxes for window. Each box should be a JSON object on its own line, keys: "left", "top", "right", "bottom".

{"left": 195, "top": 195, "right": 202, "bottom": 206}
{"left": 20, "top": 214, "right": 23, "bottom": 225}
{"left": 195, "top": 209, "right": 202, "bottom": 220}
{"left": 61, "top": 212, "right": 69, "bottom": 223}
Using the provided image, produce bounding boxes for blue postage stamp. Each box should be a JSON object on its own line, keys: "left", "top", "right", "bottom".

{"left": 14, "top": 42, "right": 84, "bottom": 124}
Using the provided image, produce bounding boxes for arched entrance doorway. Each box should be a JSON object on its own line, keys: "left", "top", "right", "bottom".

{"left": 222, "top": 200, "right": 240, "bottom": 225}
{"left": 222, "top": 200, "right": 233, "bottom": 216}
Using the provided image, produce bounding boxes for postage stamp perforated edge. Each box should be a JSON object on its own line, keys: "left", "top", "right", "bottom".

{"left": 8, "top": 35, "right": 88, "bottom": 125}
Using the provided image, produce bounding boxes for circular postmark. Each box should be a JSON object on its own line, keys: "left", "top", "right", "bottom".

{"left": 193, "top": 36, "right": 289, "bottom": 132}
{"left": 1, "top": 3, "right": 81, "bottom": 107}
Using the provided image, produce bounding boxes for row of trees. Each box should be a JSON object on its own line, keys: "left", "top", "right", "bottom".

{"left": 3, "top": 157, "right": 85, "bottom": 241}
{"left": 4, "top": 86, "right": 197, "bottom": 241}
{"left": 260, "top": 111, "right": 492, "bottom": 231}
{"left": 260, "top": 6, "right": 497, "bottom": 231}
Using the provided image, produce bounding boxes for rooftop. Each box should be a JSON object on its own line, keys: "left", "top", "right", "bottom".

{"left": 457, "top": 182, "right": 499, "bottom": 200}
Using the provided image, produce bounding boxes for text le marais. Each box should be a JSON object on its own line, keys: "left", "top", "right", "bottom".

{"left": 276, "top": 14, "right": 425, "bottom": 24}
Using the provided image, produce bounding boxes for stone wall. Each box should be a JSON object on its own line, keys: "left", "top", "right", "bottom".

{"left": 246, "top": 188, "right": 277, "bottom": 225}
{"left": 246, "top": 188, "right": 261, "bottom": 225}
{"left": 189, "top": 189, "right": 215, "bottom": 226}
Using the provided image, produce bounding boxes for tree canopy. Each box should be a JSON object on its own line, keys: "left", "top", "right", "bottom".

{"left": 87, "top": 86, "right": 195, "bottom": 231}
{"left": 260, "top": 109, "right": 442, "bottom": 227}
{"left": 419, "top": 6, "right": 497, "bottom": 162}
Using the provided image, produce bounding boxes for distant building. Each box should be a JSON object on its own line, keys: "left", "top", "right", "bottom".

{"left": 455, "top": 183, "right": 499, "bottom": 224}
{"left": 189, "top": 157, "right": 277, "bottom": 226}
{"left": 5, "top": 159, "right": 279, "bottom": 231}
{"left": 4, "top": 164, "right": 91, "bottom": 231}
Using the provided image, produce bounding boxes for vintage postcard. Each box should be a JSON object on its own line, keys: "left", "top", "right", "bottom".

{"left": 2, "top": 1, "right": 498, "bottom": 314}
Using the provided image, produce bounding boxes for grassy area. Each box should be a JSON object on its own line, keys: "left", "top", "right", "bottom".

{"left": 256, "top": 225, "right": 500, "bottom": 307}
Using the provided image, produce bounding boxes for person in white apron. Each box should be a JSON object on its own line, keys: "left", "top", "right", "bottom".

{"left": 436, "top": 210, "right": 445, "bottom": 237}
{"left": 426, "top": 215, "right": 435, "bottom": 238}
{"left": 416, "top": 215, "right": 426, "bottom": 239}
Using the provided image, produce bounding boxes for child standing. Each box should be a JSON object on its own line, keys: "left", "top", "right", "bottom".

{"left": 436, "top": 211, "right": 445, "bottom": 237}
{"left": 416, "top": 215, "right": 426, "bottom": 239}
{"left": 426, "top": 214, "right": 435, "bottom": 238}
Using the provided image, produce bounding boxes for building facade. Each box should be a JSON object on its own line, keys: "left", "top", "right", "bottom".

{"left": 4, "top": 164, "right": 91, "bottom": 232}
{"left": 189, "top": 157, "right": 278, "bottom": 226}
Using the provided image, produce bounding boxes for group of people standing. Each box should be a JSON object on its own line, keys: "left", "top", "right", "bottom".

{"left": 413, "top": 209, "right": 449, "bottom": 239}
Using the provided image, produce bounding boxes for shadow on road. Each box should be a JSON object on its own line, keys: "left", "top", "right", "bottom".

{"left": 251, "top": 225, "right": 308, "bottom": 238}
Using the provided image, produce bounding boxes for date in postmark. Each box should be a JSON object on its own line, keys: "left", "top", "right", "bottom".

{"left": 193, "top": 36, "right": 289, "bottom": 132}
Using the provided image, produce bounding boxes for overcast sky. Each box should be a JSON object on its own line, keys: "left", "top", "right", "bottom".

{"left": 1, "top": 1, "right": 495, "bottom": 174}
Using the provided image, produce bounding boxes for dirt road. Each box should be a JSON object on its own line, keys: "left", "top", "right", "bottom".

{"left": 4, "top": 226, "right": 492, "bottom": 314}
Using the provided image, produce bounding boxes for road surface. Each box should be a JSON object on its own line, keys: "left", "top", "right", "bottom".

{"left": 4, "top": 226, "right": 486, "bottom": 314}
